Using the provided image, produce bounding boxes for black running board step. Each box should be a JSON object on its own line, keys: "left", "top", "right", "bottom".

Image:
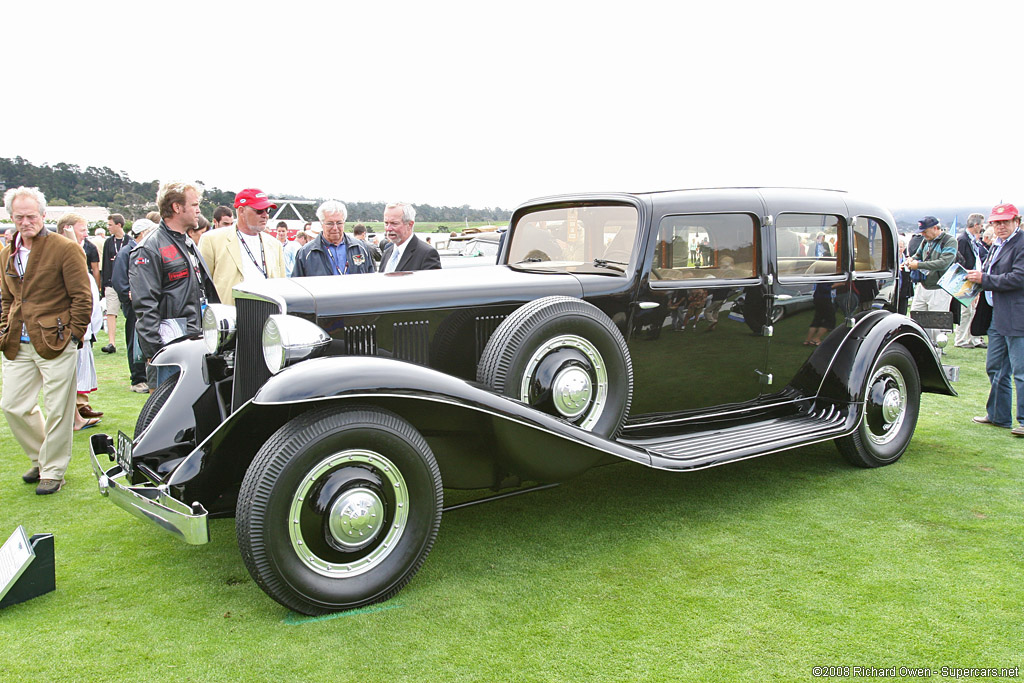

{"left": 618, "top": 405, "right": 850, "bottom": 471}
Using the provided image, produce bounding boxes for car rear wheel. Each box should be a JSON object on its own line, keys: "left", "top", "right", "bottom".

{"left": 836, "top": 343, "right": 920, "bottom": 467}
{"left": 477, "top": 296, "right": 633, "bottom": 439}
{"left": 236, "top": 406, "right": 443, "bottom": 615}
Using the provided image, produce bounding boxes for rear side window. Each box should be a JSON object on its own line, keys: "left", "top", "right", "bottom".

{"left": 649, "top": 213, "right": 758, "bottom": 285}
{"left": 852, "top": 216, "right": 892, "bottom": 273}
{"left": 775, "top": 214, "right": 845, "bottom": 278}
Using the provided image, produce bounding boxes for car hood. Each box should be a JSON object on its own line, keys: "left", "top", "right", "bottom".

{"left": 234, "top": 265, "right": 585, "bottom": 316}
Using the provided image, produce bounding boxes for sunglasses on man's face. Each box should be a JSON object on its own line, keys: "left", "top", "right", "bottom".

{"left": 250, "top": 207, "right": 270, "bottom": 216}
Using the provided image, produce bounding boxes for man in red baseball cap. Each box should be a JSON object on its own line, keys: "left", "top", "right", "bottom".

{"left": 966, "top": 203, "right": 1024, "bottom": 436}
{"left": 199, "top": 188, "right": 286, "bottom": 304}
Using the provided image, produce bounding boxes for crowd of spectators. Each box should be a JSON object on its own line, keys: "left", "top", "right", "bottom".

{"left": 0, "top": 182, "right": 443, "bottom": 494}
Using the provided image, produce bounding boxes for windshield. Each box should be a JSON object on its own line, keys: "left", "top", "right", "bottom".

{"left": 507, "top": 204, "right": 639, "bottom": 273}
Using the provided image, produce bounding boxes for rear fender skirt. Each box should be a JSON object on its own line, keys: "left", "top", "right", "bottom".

{"left": 795, "top": 311, "right": 956, "bottom": 405}
{"left": 166, "top": 356, "right": 653, "bottom": 506}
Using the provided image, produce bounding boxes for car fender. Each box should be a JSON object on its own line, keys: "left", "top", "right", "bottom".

{"left": 166, "top": 356, "right": 652, "bottom": 511}
{"left": 794, "top": 310, "right": 956, "bottom": 405}
{"left": 133, "top": 338, "right": 211, "bottom": 473}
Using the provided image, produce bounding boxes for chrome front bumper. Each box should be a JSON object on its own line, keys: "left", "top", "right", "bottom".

{"left": 88, "top": 433, "right": 210, "bottom": 545}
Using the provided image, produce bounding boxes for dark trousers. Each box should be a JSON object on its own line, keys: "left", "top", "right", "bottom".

{"left": 121, "top": 299, "right": 147, "bottom": 385}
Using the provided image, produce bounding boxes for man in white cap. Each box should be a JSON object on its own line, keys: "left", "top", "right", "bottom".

{"left": 112, "top": 218, "right": 156, "bottom": 392}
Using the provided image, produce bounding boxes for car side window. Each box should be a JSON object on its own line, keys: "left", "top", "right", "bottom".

{"left": 775, "top": 214, "right": 845, "bottom": 278}
{"left": 852, "top": 216, "right": 892, "bottom": 273}
{"left": 649, "top": 213, "right": 758, "bottom": 285}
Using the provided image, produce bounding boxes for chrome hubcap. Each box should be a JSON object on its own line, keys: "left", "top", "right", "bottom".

{"left": 327, "top": 487, "right": 384, "bottom": 550}
{"left": 865, "top": 364, "right": 907, "bottom": 445}
{"left": 289, "top": 449, "right": 409, "bottom": 578}
{"left": 519, "top": 334, "right": 608, "bottom": 430}
{"left": 881, "top": 387, "right": 903, "bottom": 423}
{"left": 551, "top": 365, "right": 593, "bottom": 419}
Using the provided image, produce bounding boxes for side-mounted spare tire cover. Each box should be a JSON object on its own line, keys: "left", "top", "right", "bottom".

{"left": 477, "top": 296, "right": 633, "bottom": 439}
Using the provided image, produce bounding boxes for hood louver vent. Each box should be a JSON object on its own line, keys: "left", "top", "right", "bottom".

{"left": 393, "top": 320, "right": 430, "bottom": 365}
{"left": 344, "top": 325, "right": 378, "bottom": 356}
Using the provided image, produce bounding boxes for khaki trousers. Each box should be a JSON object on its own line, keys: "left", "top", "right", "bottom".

{"left": 1, "top": 342, "right": 78, "bottom": 480}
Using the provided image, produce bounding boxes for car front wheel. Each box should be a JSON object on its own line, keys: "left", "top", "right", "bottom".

{"left": 236, "top": 406, "right": 443, "bottom": 615}
{"left": 836, "top": 343, "right": 921, "bottom": 467}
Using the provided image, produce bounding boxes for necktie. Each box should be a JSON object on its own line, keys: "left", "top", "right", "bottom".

{"left": 386, "top": 248, "right": 399, "bottom": 273}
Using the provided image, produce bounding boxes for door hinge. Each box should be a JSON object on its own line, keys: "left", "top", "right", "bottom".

{"left": 755, "top": 369, "right": 774, "bottom": 385}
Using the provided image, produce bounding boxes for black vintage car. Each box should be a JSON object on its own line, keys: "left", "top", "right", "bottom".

{"left": 90, "top": 188, "right": 954, "bottom": 615}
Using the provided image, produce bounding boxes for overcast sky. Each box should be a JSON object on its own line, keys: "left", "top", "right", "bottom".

{"left": 4, "top": 1, "right": 1020, "bottom": 213}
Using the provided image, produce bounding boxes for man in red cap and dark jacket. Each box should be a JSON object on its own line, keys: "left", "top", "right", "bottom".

{"left": 967, "top": 203, "right": 1024, "bottom": 436}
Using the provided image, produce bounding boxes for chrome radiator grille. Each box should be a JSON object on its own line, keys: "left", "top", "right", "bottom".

{"left": 231, "top": 297, "right": 281, "bottom": 411}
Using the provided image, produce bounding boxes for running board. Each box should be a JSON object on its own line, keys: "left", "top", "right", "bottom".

{"left": 618, "top": 405, "right": 851, "bottom": 471}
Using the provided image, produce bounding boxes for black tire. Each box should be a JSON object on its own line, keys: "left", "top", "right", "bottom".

{"left": 477, "top": 296, "right": 633, "bottom": 438}
{"left": 836, "top": 343, "right": 921, "bottom": 467}
{"left": 236, "top": 405, "right": 443, "bottom": 615}
{"left": 133, "top": 377, "right": 177, "bottom": 439}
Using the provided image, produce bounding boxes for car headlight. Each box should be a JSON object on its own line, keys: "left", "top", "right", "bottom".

{"left": 202, "top": 304, "right": 237, "bottom": 354}
{"left": 262, "top": 314, "right": 331, "bottom": 374}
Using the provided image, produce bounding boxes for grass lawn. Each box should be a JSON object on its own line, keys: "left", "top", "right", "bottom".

{"left": 1, "top": 334, "right": 1021, "bottom": 682}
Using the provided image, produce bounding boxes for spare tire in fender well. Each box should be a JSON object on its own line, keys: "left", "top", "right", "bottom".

{"left": 476, "top": 296, "right": 633, "bottom": 439}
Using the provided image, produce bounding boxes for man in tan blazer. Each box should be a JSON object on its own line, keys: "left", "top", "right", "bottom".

{"left": 200, "top": 188, "right": 286, "bottom": 305}
{"left": 1, "top": 187, "right": 92, "bottom": 494}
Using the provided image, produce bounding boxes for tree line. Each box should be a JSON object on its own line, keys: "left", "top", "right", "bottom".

{"left": 0, "top": 156, "right": 511, "bottom": 223}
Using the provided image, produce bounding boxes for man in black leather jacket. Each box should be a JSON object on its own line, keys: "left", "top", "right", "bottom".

{"left": 128, "top": 182, "right": 218, "bottom": 387}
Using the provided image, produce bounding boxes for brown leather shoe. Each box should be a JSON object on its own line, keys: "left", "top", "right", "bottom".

{"left": 22, "top": 466, "right": 40, "bottom": 483}
{"left": 36, "top": 478, "right": 64, "bottom": 495}
{"left": 973, "top": 415, "right": 1010, "bottom": 428}
{"left": 79, "top": 404, "right": 104, "bottom": 418}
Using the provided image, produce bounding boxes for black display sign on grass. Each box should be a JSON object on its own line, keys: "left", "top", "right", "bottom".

{"left": 0, "top": 526, "right": 55, "bottom": 609}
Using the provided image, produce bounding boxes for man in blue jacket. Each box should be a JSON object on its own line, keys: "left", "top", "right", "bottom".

{"left": 967, "top": 203, "right": 1024, "bottom": 436}
{"left": 291, "top": 200, "right": 374, "bottom": 277}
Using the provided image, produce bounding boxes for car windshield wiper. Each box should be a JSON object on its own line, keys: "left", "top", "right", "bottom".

{"left": 517, "top": 257, "right": 544, "bottom": 263}
{"left": 592, "top": 258, "right": 628, "bottom": 272}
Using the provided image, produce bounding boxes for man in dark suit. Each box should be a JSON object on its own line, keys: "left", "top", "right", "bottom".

{"left": 379, "top": 202, "right": 441, "bottom": 272}
{"left": 967, "top": 203, "right": 1024, "bottom": 436}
